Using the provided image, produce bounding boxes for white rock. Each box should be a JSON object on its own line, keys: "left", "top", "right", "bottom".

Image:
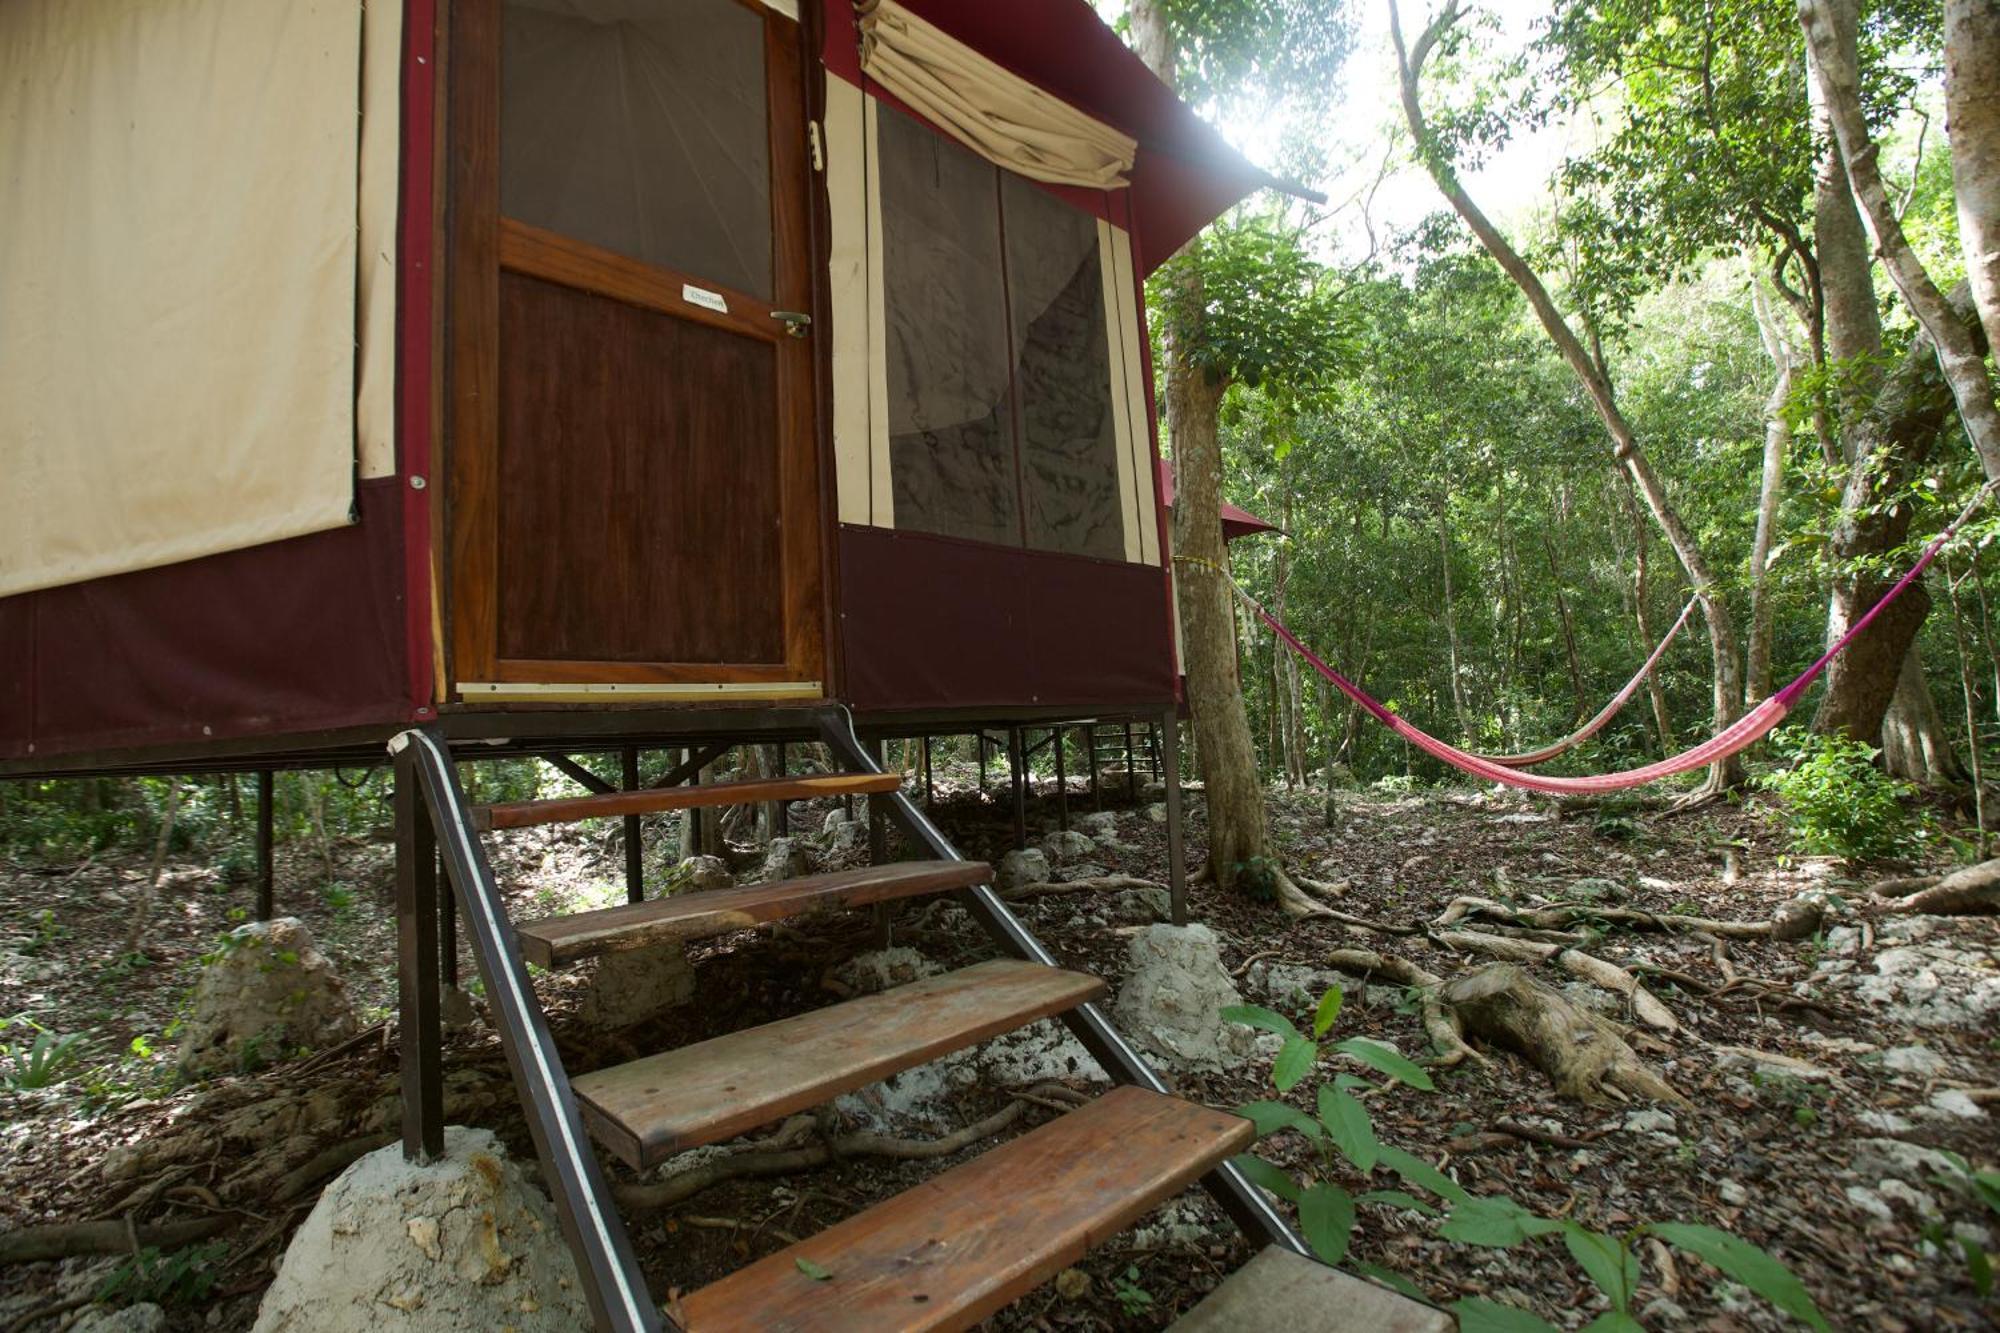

{"left": 834, "top": 947, "right": 941, "bottom": 995}
{"left": 176, "top": 918, "right": 358, "bottom": 1076}
{"left": 1880, "top": 1045, "right": 1947, "bottom": 1077}
{"left": 1112, "top": 924, "right": 1257, "bottom": 1071}
{"left": 1823, "top": 926, "right": 1862, "bottom": 957}
{"left": 1622, "top": 1109, "right": 1678, "bottom": 1136}
{"left": 73, "top": 1306, "right": 166, "bottom": 1333}
{"left": 1876, "top": 1178, "right": 1943, "bottom": 1220}
{"left": 1042, "top": 830, "right": 1097, "bottom": 862}
{"left": 1852, "top": 945, "right": 2000, "bottom": 1029}
{"left": 1144, "top": 803, "right": 1169, "bottom": 824}
{"left": 759, "top": 836, "right": 811, "bottom": 883}
{"left": 252, "top": 1127, "right": 590, "bottom": 1332}
{"left": 1852, "top": 1138, "right": 1971, "bottom": 1193}
{"left": 1927, "top": 1089, "right": 1989, "bottom": 1120}
{"left": 1844, "top": 1184, "right": 1896, "bottom": 1222}
{"left": 672, "top": 855, "right": 734, "bottom": 892}
{"left": 997, "top": 848, "right": 1049, "bottom": 891}
{"left": 1076, "top": 812, "right": 1121, "bottom": 840}
{"left": 1639, "top": 1299, "right": 1687, "bottom": 1325}
{"left": 581, "top": 943, "right": 695, "bottom": 1028}
{"left": 1719, "top": 1180, "right": 1749, "bottom": 1206}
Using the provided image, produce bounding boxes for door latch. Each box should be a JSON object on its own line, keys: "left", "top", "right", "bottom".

{"left": 770, "top": 310, "right": 813, "bottom": 338}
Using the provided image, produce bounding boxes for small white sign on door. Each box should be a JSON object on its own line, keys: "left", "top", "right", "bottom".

{"left": 681, "top": 284, "right": 729, "bottom": 315}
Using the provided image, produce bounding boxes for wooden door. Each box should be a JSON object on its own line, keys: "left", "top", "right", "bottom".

{"left": 446, "top": 0, "right": 823, "bottom": 700}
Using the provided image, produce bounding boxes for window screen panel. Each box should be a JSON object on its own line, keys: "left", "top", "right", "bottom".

{"left": 878, "top": 104, "right": 1020, "bottom": 547}
{"left": 501, "top": 0, "right": 772, "bottom": 299}
{"left": 1002, "top": 174, "right": 1125, "bottom": 560}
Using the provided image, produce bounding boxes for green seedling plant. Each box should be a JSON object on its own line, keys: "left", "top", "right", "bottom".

{"left": 1923, "top": 1150, "right": 2000, "bottom": 1298}
{"left": 1224, "top": 988, "right": 1829, "bottom": 1331}
{"left": 0, "top": 1014, "right": 90, "bottom": 1091}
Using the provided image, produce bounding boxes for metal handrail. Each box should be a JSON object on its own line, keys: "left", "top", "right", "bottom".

{"left": 815, "top": 708, "right": 1310, "bottom": 1259}
{"left": 390, "top": 727, "right": 666, "bottom": 1333}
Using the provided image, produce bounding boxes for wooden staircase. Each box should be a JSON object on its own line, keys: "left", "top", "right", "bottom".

{"left": 387, "top": 710, "right": 1330, "bottom": 1332}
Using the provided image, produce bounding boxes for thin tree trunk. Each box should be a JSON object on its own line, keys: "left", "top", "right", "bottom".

{"left": 1946, "top": 0, "right": 2000, "bottom": 362}
{"left": 1747, "top": 267, "right": 1799, "bottom": 704}
{"left": 1882, "top": 647, "right": 1970, "bottom": 787}
{"left": 1801, "top": 0, "right": 2000, "bottom": 480}
{"left": 1393, "top": 0, "right": 1744, "bottom": 791}
{"left": 1615, "top": 475, "right": 1675, "bottom": 753}
{"left": 1543, "top": 534, "right": 1588, "bottom": 724}
{"left": 1439, "top": 491, "right": 1473, "bottom": 737}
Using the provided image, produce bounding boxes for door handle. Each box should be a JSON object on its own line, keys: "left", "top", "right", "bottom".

{"left": 770, "top": 310, "right": 813, "bottom": 338}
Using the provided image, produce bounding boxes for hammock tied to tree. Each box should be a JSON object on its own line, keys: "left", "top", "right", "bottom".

{"left": 1472, "top": 595, "right": 1698, "bottom": 768}
{"left": 1181, "top": 479, "right": 1997, "bottom": 796}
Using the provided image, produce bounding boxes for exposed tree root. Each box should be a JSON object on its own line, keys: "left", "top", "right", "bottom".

{"left": 1433, "top": 929, "right": 1679, "bottom": 1032}
{"left": 1434, "top": 896, "right": 1772, "bottom": 939}
{"left": 1323, "top": 948, "right": 1485, "bottom": 1068}
{"left": 0, "top": 1215, "right": 232, "bottom": 1266}
{"left": 1441, "top": 963, "right": 1688, "bottom": 1107}
{"left": 1003, "top": 874, "right": 1166, "bottom": 899}
{"left": 614, "top": 1092, "right": 1062, "bottom": 1213}
{"left": 1872, "top": 858, "right": 2000, "bottom": 914}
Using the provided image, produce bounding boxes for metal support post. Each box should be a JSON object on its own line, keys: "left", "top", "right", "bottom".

{"left": 1087, "top": 724, "right": 1102, "bottom": 810}
{"left": 621, "top": 746, "right": 642, "bottom": 904}
{"left": 1162, "top": 709, "right": 1188, "bottom": 926}
{"left": 394, "top": 748, "right": 444, "bottom": 1162}
{"left": 773, "top": 742, "right": 788, "bottom": 835}
{"left": 922, "top": 736, "right": 934, "bottom": 807}
{"left": 254, "top": 768, "right": 275, "bottom": 921}
{"left": 1008, "top": 726, "right": 1027, "bottom": 850}
{"left": 1053, "top": 729, "right": 1068, "bottom": 831}
{"left": 1123, "top": 721, "right": 1138, "bottom": 801}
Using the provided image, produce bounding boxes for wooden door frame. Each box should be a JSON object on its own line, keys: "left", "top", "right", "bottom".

{"left": 442, "top": 0, "right": 827, "bottom": 701}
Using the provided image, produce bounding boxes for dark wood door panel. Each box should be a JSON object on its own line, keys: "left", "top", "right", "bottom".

{"left": 495, "top": 273, "right": 783, "bottom": 665}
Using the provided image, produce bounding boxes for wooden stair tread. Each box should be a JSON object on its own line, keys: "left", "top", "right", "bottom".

{"left": 515, "top": 860, "right": 990, "bottom": 967}
{"left": 573, "top": 960, "right": 1105, "bottom": 1167}
{"left": 678, "top": 1086, "right": 1253, "bottom": 1333}
{"left": 1168, "top": 1246, "right": 1453, "bottom": 1332}
{"left": 475, "top": 771, "right": 901, "bottom": 831}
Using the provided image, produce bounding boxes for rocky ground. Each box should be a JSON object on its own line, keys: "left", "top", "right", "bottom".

{"left": 2, "top": 763, "right": 1998, "bottom": 1330}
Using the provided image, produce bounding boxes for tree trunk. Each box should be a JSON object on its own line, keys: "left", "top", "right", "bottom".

{"left": 1945, "top": 0, "right": 2000, "bottom": 380}
{"left": 1392, "top": 0, "right": 1744, "bottom": 791}
{"left": 1811, "top": 288, "right": 1986, "bottom": 742}
{"left": 1619, "top": 480, "right": 1676, "bottom": 754}
{"left": 1439, "top": 492, "right": 1474, "bottom": 736}
{"left": 1746, "top": 268, "right": 1799, "bottom": 704}
{"left": 1544, "top": 534, "right": 1587, "bottom": 724}
{"left": 1881, "top": 647, "right": 1970, "bottom": 786}
{"left": 1801, "top": 0, "right": 2000, "bottom": 480}
{"left": 1172, "top": 369, "right": 1272, "bottom": 888}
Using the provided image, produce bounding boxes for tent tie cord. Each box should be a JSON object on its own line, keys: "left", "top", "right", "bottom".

{"left": 1170, "top": 477, "right": 1998, "bottom": 795}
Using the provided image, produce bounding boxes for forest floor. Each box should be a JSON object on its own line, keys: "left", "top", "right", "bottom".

{"left": 1, "top": 767, "right": 1997, "bottom": 1330}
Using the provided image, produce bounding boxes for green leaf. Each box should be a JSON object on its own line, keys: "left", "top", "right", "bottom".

{"left": 1221, "top": 1003, "right": 1304, "bottom": 1044}
{"left": 1236, "top": 1100, "right": 1323, "bottom": 1142}
{"left": 1561, "top": 1224, "right": 1638, "bottom": 1310}
{"left": 1230, "top": 1153, "right": 1302, "bottom": 1204}
{"left": 1331, "top": 1036, "right": 1435, "bottom": 1091}
{"left": 794, "top": 1256, "right": 833, "bottom": 1282}
{"left": 1317, "top": 1084, "right": 1378, "bottom": 1171}
{"left": 1356, "top": 1189, "right": 1440, "bottom": 1217}
{"left": 1440, "top": 1196, "right": 1562, "bottom": 1248}
{"left": 1959, "top": 1236, "right": 1993, "bottom": 1298}
{"left": 1273, "top": 1036, "right": 1319, "bottom": 1092}
{"left": 1649, "top": 1222, "right": 1829, "bottom": 1331}
{"left": 1450, "top": 1297, "right": 1561, "bottom": 1333}
{"left": 1373, "top": 1145, "right": 1470, "bottom": 1206}
{"left": 1580, "top": 1315, "right": 1645, "bottom": 1333}
{"left": 1312, "top": 984, "right": 1344, "bottom": 1037}
{"left": 1298, "top": 1182, "right": 1356, "bottom": 1265}
{"left": 1350, "top": 1261, "right": 1427, "bottom": 1302}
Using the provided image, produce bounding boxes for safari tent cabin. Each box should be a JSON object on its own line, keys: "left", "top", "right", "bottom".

{"left": 0, "top": 0, "right": 1294, "bottom": 777}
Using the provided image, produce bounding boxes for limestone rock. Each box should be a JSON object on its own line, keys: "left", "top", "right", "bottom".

{"left": 1879, "top": 1044, "right": 1946, "bottom": 1077}
{"left": 1564, "top": 878, "right": 1623, "bottom": 903}
{"left": 73, "top": 1306, "right": 166, "bottom": 1333}
{"left": 997, "top": 848, "right": 1049, "bottom": 891}
{"left": 1076, "top": 811, "right": 1121, "bottom": 841}
{"left": 582, "top": 943, "right": 695, "bottom": 1029}
{"left": 820, "top": 811, "right": 866, "bottom": 852}
{"left": 1144, "top": 803, "right": 1169, "bottom": 824}
{"left": 1109, "top": 885, "right": 1173, "bottom": 923}
{"left": 760, "top": 836, "right": 811, "bottom": 883}
{"left": 1112, "top": 924, "right": 1257, "bottom": 1070}
{"left": 176, "top": 918, "right": 358, "bottom": 1076}
{"left": 1770, "top": 894, "right": 1827, "bottom": 943}
{"left": 1042, "top": 830, "right": 1097, "bottom": 863}
{"left": 252, "top": 1127, "right": 591, "bottom": 1332}
{"left": 1850, "top": 944, "right": 2000, "bottom": 1029}
{"left": 672, "top": 855, "right": 734, "bottom": 892}
{"left": 835, "top": 947, "right": 941, "bottom": 995}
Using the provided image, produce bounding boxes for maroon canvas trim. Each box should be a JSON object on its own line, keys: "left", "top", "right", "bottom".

{"left": 837, "top": 524, "right": 1174, "bottom": 713}
{"left": 6, "top": 480, "right": 410, "bottom": 765}
{"left": 397, "top": 0, "right": 439, "bottom": 721}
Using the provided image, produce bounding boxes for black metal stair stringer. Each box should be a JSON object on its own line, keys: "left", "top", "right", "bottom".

{"left": 390, "top": 726, "right": 666, "bottom": 1333}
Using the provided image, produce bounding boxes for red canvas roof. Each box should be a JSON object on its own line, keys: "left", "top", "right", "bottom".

{"left": 1156, "top": 460, "right": 1281, "bottom": 541}
{"left": 824, "top": 0, "right": 1301, "bottom": 274}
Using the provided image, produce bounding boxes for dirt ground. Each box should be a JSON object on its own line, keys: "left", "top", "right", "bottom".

{"left": 3, "top": 763, "right": 1998, "bottom": 1330}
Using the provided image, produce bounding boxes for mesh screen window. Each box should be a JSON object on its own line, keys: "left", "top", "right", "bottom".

{"left": 878, "top": 105, "right": 1126, "bottom": 559}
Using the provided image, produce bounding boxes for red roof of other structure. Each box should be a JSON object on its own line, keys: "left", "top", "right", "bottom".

{"left": 1157, "top": 460, "right": 1282, "bottom": 542}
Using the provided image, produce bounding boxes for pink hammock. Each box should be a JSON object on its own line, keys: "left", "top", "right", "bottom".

{"left": 1224, "top": 482, "right": 1994, "bottom": 796}
{"left": 1473, "top": 597, "right": 1698, "bottom": 768}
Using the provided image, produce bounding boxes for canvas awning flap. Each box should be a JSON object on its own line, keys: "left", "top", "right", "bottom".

{"left": 856, "top": 0, "right": 1138, "bottom": 190}
{"left": 0, "top": 0, "right": 372, "bottom": 600}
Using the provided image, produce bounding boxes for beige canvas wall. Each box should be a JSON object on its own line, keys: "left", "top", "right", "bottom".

{"left": 0, "top": 0, "right": 396, "bottom": 600}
